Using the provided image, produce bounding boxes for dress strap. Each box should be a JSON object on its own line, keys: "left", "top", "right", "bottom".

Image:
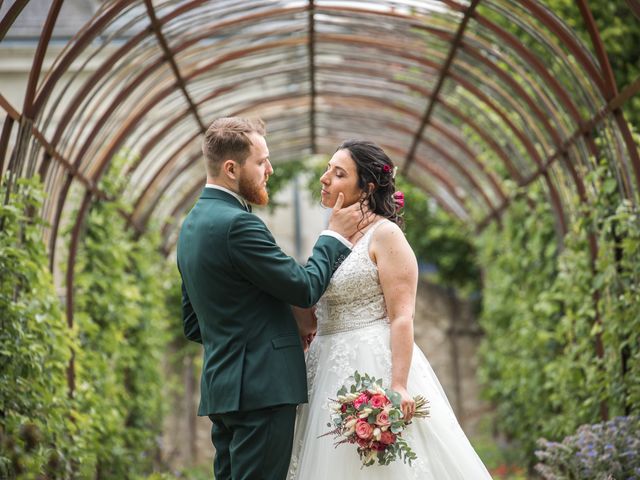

{"left": 365, "top": 218, "right": 390, "bottom": 248}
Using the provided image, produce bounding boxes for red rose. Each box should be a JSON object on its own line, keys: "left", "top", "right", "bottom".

{"left": 370, "top": 394, "right": 389, "bottom": 409}
{"left": 341, "top": 404, "right": 347, "bottom": 413}
{"left": 380, "top": 431, "right": 397, "bottom": 445}
{"left": 353, "top": 392, "right": 370, "bottom": 409}
{"left": 355, "top": 419, "right": 374, "bottom": 440}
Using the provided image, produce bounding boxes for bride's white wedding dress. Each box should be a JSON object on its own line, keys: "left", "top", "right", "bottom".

{"left": 288, "top": 220, "right": 492, "bottom": 479}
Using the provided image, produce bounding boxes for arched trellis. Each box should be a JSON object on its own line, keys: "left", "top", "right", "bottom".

{"left": 1, "top": 0, "right": 639, "bottom": 417}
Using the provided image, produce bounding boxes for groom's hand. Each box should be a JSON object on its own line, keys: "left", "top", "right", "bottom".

{"left": 327, "top": 193, "right": 374, "bottom": 239}
{"left": 301, "top": 331, "right": 316, "bottom": 352}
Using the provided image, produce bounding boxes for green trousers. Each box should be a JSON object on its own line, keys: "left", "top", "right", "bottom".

{"left": 209, "top": 404, "right": 297, "bottom": 480}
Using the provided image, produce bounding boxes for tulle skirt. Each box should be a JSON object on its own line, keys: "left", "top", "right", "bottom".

{"left": 287, "top": 323, "right": 492, "bottom": 479}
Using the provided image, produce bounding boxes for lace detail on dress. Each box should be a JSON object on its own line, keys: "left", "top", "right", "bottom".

{"left": 316, "top": 220, "right": 389, "bottom": 336}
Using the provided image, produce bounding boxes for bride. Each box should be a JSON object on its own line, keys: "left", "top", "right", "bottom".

{"left": 288, "top": 140, "right": 492, "bottom": 479}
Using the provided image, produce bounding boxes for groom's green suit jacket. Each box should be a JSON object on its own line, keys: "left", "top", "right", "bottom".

{"left": 177, "top": 188, "right": 351, "bottom": 416}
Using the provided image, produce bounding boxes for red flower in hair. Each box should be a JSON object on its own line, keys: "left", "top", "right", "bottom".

{"left": 382, "top": 164, "right": 392, "bottom": 173}
{"left": 393, "top": 190, "right": 405, "bottom": 209}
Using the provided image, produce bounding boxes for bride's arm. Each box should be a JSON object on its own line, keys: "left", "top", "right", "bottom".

{"left": 371, "top": 222, "right": 419, "bottom": 421}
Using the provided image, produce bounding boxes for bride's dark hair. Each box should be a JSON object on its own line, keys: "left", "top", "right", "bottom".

{"left": 336, "top": 139, "right": 404, "bottom": 229}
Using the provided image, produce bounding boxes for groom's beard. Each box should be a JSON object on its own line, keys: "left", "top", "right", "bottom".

{"left": 238, "top": 173, "right": 269, "bottom": 206}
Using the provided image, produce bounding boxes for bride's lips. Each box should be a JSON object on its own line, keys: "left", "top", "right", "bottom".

{"left": 321, "top": 189, "right": 329, "bottom": 197}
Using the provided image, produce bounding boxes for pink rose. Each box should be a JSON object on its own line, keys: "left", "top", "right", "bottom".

{"left": 380, "top": 431, "right": 396, "bottom": 445}
{"left": 353, "top": 392, "right": 370, "bottom": 409}
{"left": 375, "top": 411, "right": 390, "bottom": 426}
{"left": 370, "top": 394, "right": 389, "bottom": 409}
{"left": 355, "top": 419, "right": 374, "bottom": 440}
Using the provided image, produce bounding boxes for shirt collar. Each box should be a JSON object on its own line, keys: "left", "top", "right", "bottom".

{"left": 205, "top": 184, "right": 250, "bottom": 210}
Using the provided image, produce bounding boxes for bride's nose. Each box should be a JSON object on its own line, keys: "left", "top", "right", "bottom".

{"left": 320, "top": 171, "right": 329, "bottom": 185}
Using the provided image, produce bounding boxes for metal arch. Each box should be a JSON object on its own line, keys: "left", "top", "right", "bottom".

{"left": 130, "top": 132, "right": 201, "bottom": 223}
{"left": 312, "top": 32, "right": 548, "bottom": 173}
{"left": 36, "top": 5, "right": 592, "bottom": 240}
{"left": 4, "top": 0, "right": 637, "bottom": 218}
{"left": 20, "top": 21, "right": 608, "bottom": 251}
{"left": 1, "top": 0, "right": 639, "bottom": 419}
{"left": 315, "top": 1, "right": 605, "bottom": 100}
{"left": 307, "top": 0, "right": 317, "bottom": 154}
{"left": 36, "top": 0, "right": 306, "bottom": 165}
{"left": 30, "top": 0, "right": 139, "bottom": 117}
{"left": 0, "top": 0, "right": 29, "bottom": 41}
{"left": 316, "top": 3, "right": 602, "bottom": 156}
{"left": 22, "top": 0, "right": 63, "bottom": 119}
{"left": 575, "top": 0, "right": 617, "bottom": 99}
{"left": 477, "top": 76, "right": 640, "bottom": 229}
{"left": 404, "top": 0, "right": 481, "bottom": 175}
{"left": 574, "top": 0, "right": 640, "bottom": 191}
{"left": 37, "top": 4, "right": 536, "bottom": 190}
{"left": 408, "top": 16, "right": 608, "bottom": 184}
{"left": 143, "top": 0, "right": 206, "bottom": 134}
{"left": 504, "top": 0, "right": 607, "bottom": 94}
{"left": 133, "top": 99, "right": 480, "bottom": 231}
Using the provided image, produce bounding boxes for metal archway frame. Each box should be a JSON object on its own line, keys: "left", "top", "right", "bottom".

{"left": 1, "top": 1, "right": 639, "bottom": 411}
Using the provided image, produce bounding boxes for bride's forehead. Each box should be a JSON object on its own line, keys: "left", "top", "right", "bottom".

{"left": 329, "top": 149, "right": 356, "bottom": 170}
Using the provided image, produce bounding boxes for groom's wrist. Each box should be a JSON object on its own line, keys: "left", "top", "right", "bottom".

{"left": 320, "top": 230, "right": 352, "bottom": 249}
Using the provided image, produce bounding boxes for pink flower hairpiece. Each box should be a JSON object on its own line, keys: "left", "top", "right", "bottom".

{"left": 393, "top": 190, "right": 405, "bottom": 209}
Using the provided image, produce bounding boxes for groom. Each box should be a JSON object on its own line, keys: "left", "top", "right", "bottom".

{"left": 177, "top": 117, "right": 367, "bottom": 479}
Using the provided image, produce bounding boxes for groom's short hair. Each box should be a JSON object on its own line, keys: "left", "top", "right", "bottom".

{"left": 202, "top": 117, "right": 266, "bottom": 176}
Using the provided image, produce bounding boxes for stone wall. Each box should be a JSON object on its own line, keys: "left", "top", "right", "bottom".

{"left": 413, "top": 280, "right": 490, "bottom": 437}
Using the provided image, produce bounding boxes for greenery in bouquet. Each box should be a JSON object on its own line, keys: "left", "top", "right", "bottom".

{"left": 534, "top": 416, "right": 640, "bottom": 480}
{"left": 322, "top": 371, "right": 429, "bottom": 467}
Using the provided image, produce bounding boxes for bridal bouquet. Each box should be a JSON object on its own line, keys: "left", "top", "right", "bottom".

{"left": 321, "top": 371, "right": 429, "bottom": 467}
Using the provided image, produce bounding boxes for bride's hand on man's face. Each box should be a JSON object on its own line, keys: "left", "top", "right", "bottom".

{"left": 327, "top": 192, "right": 374, "bottom": 239}
{"left": 393, "top": 385, "right": 416, "bottom": 422}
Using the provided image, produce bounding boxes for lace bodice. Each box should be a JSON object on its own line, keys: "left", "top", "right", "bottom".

{"left": 316, "top": 220, "right": 389, "bottom": 335}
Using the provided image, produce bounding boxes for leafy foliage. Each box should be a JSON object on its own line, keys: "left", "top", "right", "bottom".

{"left": 396, "top": 177, "right": 481, "bottom": 293}
{"left": 0, "top": 177, "right": 73, "bottom": 479}
{"left": 476, "top": 161, "right": 640, "bottom": 464}
{"left": 67, "top": 156, "right": 173, "bottom": 477}
{"left": 0, "top": 162, "right": 177, "bottom": 478}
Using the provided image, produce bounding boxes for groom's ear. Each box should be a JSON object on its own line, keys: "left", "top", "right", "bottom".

{"left": 223, "top": 160, "right": 238, "bottom": 180}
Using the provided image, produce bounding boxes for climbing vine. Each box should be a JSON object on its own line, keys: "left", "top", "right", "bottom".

{"left": 0, "top": 159, "right": 177, "bottom": 478}
{"left": 0, "top": 177, "right": 73, "bottom": 478}
{"left": 476, "top": 158, "right": 640, "bottom": 464}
